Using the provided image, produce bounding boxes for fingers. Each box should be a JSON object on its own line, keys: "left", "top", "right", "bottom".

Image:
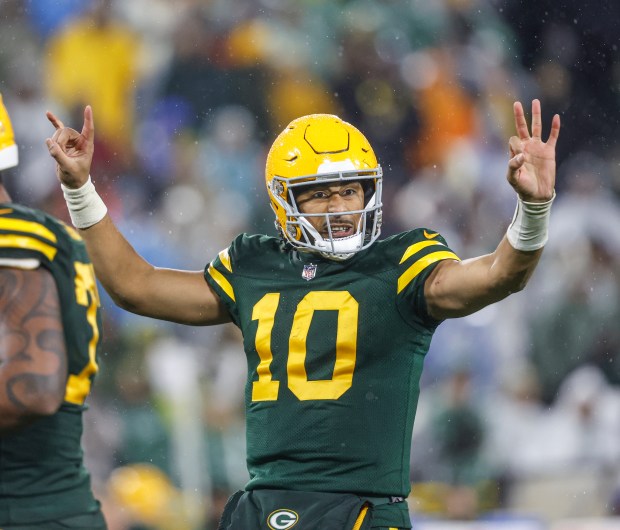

{"left": 513, "top": 101, "right": 530, "bottom": 141}
{"left": 81, "top": 105, "right": 94, "bottom": 142}
{"left": 508, "top": 136, "right": 523, "bottom": 157}
{"left": 514, "top": 99, "right": 561, "bottom": 147}
{"left": 51, "top": 127, "right": 80, "bottom": 148}
{"left": 46, "top": 111, "right": 65, "bottom": 130}
{"left": 508, "top": 152, "right": 525, "bottom": 170}
{"left": 45, "top": 138, "right": 69, "bottom": 166}
{"left": 546, "top": 113, "right": 561, "bottom": 148}
{"left": 506, "top": 135, "right": 524, "bottom": 183}
{"left": 531, "top": 99, "right": 542, "bottom": 138}
{"left": 46, "top": 106, "right": 94, "bottom": 144}
{"left": 45, "top": 127, "right": 81, "bottom": 174}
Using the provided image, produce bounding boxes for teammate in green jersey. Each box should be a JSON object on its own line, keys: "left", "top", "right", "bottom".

{"left": 45, "top": 98, "right": 559, "bottom": 529}
{"left": 0, "top": 95, "right": 106, "bottom": 529}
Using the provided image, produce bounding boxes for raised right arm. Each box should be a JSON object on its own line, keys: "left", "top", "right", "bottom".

{"left": 80, "top": 215, "right": 230, "bottom": 325}
{"left": 45, "top": 106, "right": 231, "bottom": 326}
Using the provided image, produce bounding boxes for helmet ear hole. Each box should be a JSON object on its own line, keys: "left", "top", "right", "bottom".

{"left": 362, "top": 180, "right": 375, "bottom": 205}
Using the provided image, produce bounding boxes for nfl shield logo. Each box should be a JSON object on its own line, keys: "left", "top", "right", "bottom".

{"left": 302, "top": 263, "right": 317, "bottom": 281}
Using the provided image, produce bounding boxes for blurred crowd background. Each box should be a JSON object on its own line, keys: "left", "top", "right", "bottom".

{"left": 1, "top": 0, "right": 620, "bottom": 528}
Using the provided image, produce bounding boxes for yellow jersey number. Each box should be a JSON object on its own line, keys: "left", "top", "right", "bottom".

{"left": 251, "top": 291, "right": 358, "bottom": 402}
{"left": 64, "top": 262, "right": 101, "bottom": 405}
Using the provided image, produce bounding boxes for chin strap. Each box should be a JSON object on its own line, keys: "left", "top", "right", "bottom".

{"left": 298, "top": 216, "right": 362, "bottom": 261}
{"left": 315, "top": 234, "right": 362, "bottom": 261}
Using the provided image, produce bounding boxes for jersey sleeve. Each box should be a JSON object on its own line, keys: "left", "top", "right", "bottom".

{"left": 204, "top": 234, "right": 244, "bottom": 327}
{"left": 395, "top": 228, "right": 460, "bottom": 327}
{"left": 0, "top": 211, "right": 59, "bottom": 269}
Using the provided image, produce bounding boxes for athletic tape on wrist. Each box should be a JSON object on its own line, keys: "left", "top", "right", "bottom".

{"left": 61, "top": 176, "right": 108, "bottom": 229}
{"left": 506, "top": 192, "right": 555, "bottom": 251}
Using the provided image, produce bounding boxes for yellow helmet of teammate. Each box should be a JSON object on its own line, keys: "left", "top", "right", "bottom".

{"left": 108, "top": 463, "right": 180, "bottom": 525}
{"left": 0, "top": 94, "right": 18, "bottom": 171}
{"left": 265, "top": 114, "right": 383, "bottom": 260}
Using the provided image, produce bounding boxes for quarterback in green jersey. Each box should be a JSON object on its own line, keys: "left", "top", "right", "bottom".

{"left": 0, "top": 95, "right": 106, "bottom": 529}
{"left": 46, "top": 98, "right": 560, "bottom": 529}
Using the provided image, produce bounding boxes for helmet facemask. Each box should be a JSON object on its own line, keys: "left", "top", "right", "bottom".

{"left": 269, "top": 167, "right": 383, "bottom": 260}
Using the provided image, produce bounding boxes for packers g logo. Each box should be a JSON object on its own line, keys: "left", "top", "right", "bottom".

{"left": 267, "top": 508, "right": 299, "bottom": 529}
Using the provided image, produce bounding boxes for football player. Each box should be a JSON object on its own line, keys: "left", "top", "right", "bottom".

{"left": 0, "top": 95, "right": 106, "bottom": 528}
{"left": 45, "top": 99, "right": 559, "bottom": 530}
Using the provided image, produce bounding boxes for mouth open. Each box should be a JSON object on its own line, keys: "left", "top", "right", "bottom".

{"left": 323, "top": 224, "right": 355, "bottom": 239}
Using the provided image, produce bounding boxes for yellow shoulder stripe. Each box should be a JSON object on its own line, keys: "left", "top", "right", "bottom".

{"left": 400, "top": 240, "right": 444, "bottom": 264}
{"left": 207, "top": 263, "right": 236, "bottom": 302}
{"left": 398, "top": 250, "right": 460, "bottom": 294}
{"left": 0, "top": 218, "right": 57, "bottom": 245}
{"left": 0, "top": 234, "right": 57, "bottom": 260}
{"left": 218, "top": 248, "right": 232, "bottom": 273}
{"left": 62, "top": 223, "right": 83, "bottom": 241}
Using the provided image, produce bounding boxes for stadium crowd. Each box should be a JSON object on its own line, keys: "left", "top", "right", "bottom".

{"left": 1, "top": 0, "right": 619, "bottom": 528}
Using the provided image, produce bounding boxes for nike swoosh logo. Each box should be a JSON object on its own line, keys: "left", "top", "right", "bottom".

{"left": 423, "top": 230, "right": 439, "bottom": 239}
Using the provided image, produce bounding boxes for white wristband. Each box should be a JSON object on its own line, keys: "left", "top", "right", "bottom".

{"left": 506, "top": 192, "right": 555, "bottom": 251}
{"left": 61, "top": 176, "right": 108, "bottom": 229}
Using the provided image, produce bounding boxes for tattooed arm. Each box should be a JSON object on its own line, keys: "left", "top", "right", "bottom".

{"left": 0, "top": 267, "right": 68, "bottom": 433}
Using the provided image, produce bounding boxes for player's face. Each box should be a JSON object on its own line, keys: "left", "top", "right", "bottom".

{"left": 295, "top": 181, "right": 365, "bottom": 239}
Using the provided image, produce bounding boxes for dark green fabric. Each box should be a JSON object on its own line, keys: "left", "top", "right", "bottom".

{"left": 218, "top": 489, "right": 413, "bottom": 529}
{"left": 0, "top": 204, "right": 103, "bottom": 525}
{"left": 218, "top": 489, "right": 371, "bottom": 530}
{"left": 0, "top": 507, "right": 107, "bottom": 529}
{"left": 368, "top": 501, "right": 411, "bottom": 528}
{"left": 204, "top": 230, "right": 456, "bottom": 500}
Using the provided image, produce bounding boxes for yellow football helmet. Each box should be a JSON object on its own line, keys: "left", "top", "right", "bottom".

{"left": 265, "top": 114, "right": 382, "bottom": 260}
{"left": 0, "top": 94, "right": 18, "bottom": 171}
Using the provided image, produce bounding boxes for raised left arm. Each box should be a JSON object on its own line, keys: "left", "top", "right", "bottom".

{"left": 425, "top": 99, "right": 560, "bottom": 320}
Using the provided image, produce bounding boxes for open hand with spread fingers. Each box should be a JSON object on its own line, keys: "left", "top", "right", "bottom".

{"left": 507, "top": 99, "right": 560, "bottom": 203}
{"left": 45, "top": 106, "right": 94, "bottom": 190}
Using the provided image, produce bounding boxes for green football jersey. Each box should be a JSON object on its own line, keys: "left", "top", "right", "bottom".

{"left": 205, "top": 229, "right": 459, "bottom": 498}
{"left": 0, "top": 203, "right": 103, "bottom": 525}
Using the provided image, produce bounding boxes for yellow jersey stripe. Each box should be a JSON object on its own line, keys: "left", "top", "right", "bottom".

{"left": 352, "top": 504, "right": 369, "bottom": 530}
{"left": 65, "top": 262, "right": 100, "bottom": 405}
{"left": 65, "top": 374, "right": 92, "bottom": 405}
{"left": 0, "top": 234, "right": 57, "bottom": 260}
{"left": 218, "top": 248, "right": 232, "bottom": 272}
{"left": 0, "top": 218, "right": 57, "bottom": 245}
{"left": 400, "top": 240, "right": 444, "bottom": 264}
{"left": 65, "top": 290, "right": 99, "bottom": 405}
{"left": 207, "top": 263, "right": 236, "bottom": 302}
{"left": 397, "top": 250, "right": 460, "bottom": 294}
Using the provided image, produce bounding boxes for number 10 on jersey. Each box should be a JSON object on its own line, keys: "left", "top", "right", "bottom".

{"left": 251, "top": 291, "right": 359, "bottom": 402}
